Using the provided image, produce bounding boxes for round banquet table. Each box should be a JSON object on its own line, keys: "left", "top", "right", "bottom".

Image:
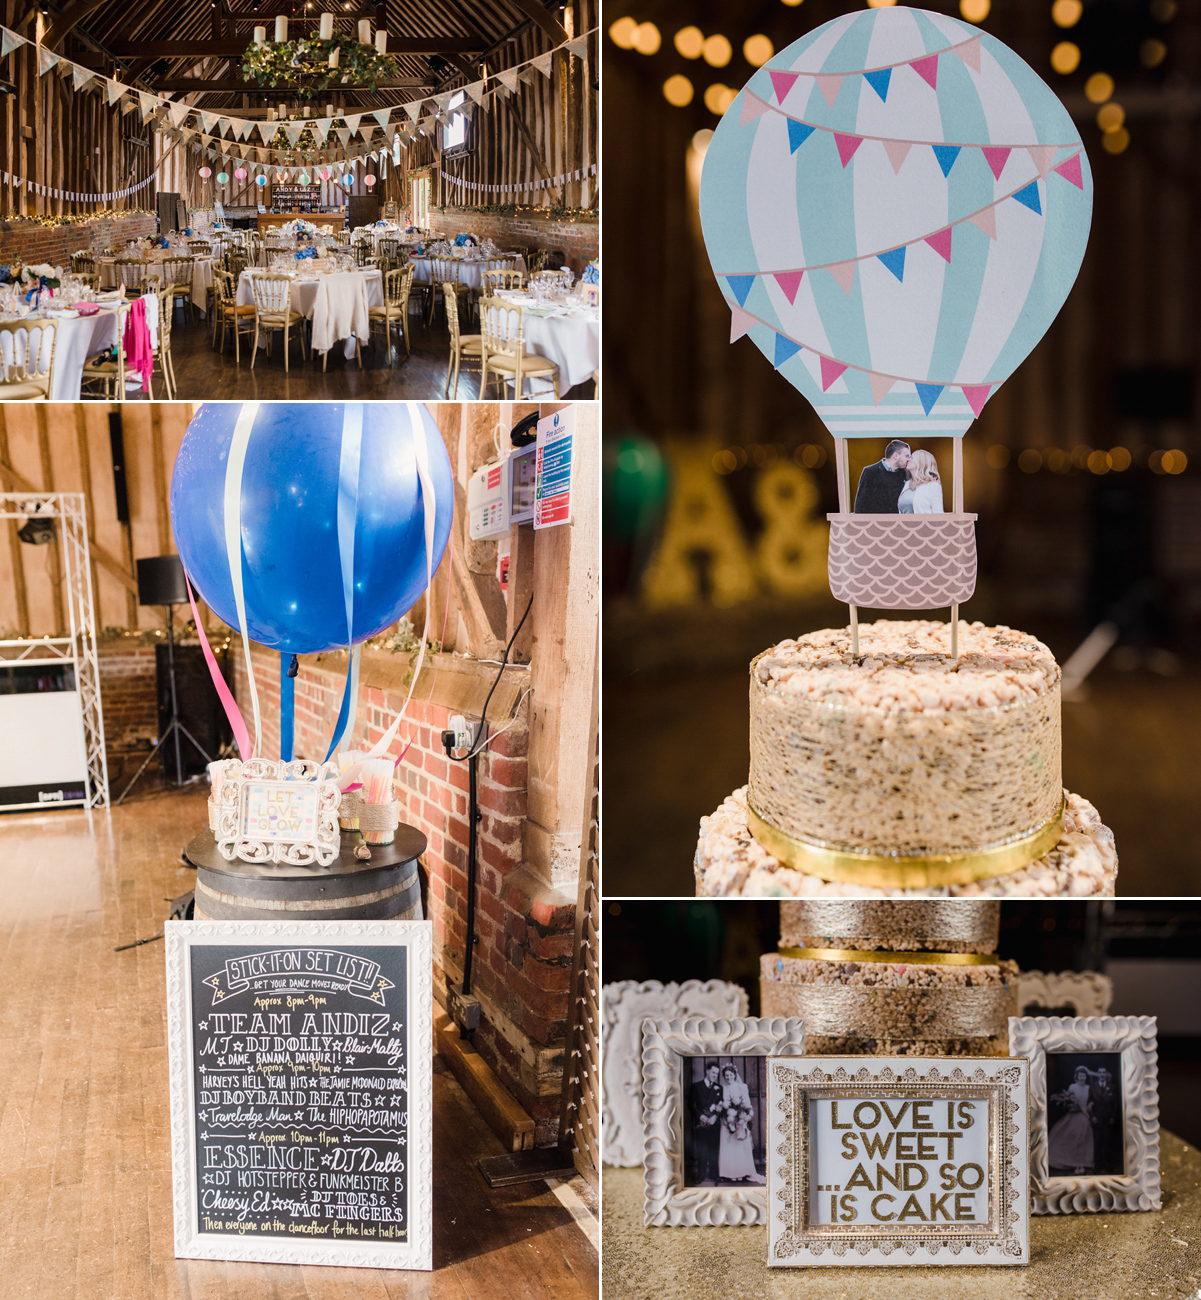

{"left": 237, "top": 267, "right": 382, "bottom": 359}
{"left": 494, "top": 290, "right": 599, "bottom": 393}
{"left": 410, "top": 254, "right": 526, "bottom": 291}
{"left": 183, "top": 824, "right": 427, "bottom": 921}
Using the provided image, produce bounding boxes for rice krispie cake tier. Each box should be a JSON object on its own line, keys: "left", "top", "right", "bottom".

{"left": 779, "top": 900, "right": 1000, "bottom": 953}
{"left": 749, "top": 621, "right": 1062, "bottom": 867}
{"left": 760, "top": 951, "right": 1019, "bottom": 1054}
{"left": 696, "top": 786, "right": 1117, "bottom": 898}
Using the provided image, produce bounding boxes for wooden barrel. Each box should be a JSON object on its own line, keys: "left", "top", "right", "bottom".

{"left": 183, "top": 826, "right": 426, "bottom": 922}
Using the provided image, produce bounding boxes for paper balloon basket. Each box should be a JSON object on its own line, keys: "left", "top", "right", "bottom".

{"left": 827, "top": 511, "right": 977, "bottom": 610}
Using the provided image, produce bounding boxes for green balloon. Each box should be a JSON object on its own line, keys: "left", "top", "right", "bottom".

{"left": 603, "top": 432, "right": 669, "bottom": 542}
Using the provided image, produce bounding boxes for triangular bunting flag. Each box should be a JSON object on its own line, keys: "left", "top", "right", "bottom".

{"left": 954, "top": 37, "right": 981, "bottom": 72}
{"left": 774, "top": 270, "right": 804, "bottom": 304}
{"left": 925, "top": 227, "right": 953, "bottom": 262}
{"left": 869, "top": 372, "right": 897, "bottom": 405}
{"left": 532, "top": 52, "right": 553, "bottom": 77}
{"left": 498, "top": 68, "right": 519, "bottom": 92}
{"left": 71, "top": 63, "right": 92, "bottom": 91}
{"left": 1, "top": 29, "right": 27, "bottom": 57}
{"left": 337, "top": 127, "right": 352, "bottom": 147}
{"left": 915, "top": 383, "right": 944, "bottom": 415}
{"left": 373, "top": 108, "right": 391, "bottom": 127}
{"left": 344, "top": 113, "right": 363, "bottom": 132}
{"left": 787, "top": 119, "right": 814, "bottom": 154}
{"left": 1012, "top": 181, "right": 1042, "bottom": 214}
{"left": 434, "top": 91, "right": 453, "bottom": 112}
{"left": 106, "top": 79, "right": 125, "bottom": 106}
{"left": 982, "top": 146, "right": 1011, "bottom": 180}
{"left": 815, "top": 73, "right": 843, "bottom": 107}
{"left": 257, "top": 121, "right": 273, "bottom": 142}
{"left": 769, "top": 70, "right": 798, "bottom": 103}
{"left": 726, "top": 275, "right": 755, "bottom": 307}
{"left": 740, "top": 89, "right": 771, "bottom": 126}
{"left": 36, "top": 47, "right": 61, "bottom": 76}
{"left": 967, "top": 206, "right": 997, "bottom": 238}
{"left": 961, "top": 384, "right": 992, "bottom": 418}
{"left": 932, "top": 144, "right": 961, "bottom": 177}
{"left": 286, "top": 122, "right": 304, "bottom": 145}
{"left": 911, "top": 53, "right": 938, "bottom": 90}
{"left": 465, "top": 82, "right": 485, "bottom": 105}
{"left": 1027, "top": 145, "right": 1058, "bottom": 178}
{"left": 877, "top": 246, "right": 906, "bottom": 282}
{"left": 820, "top": 356, "right": 848, "bottom": 391}
{"left": 774, "top": 334, "right": 802, "bottom": 368}
{"left": 138, "top": 91, "right": 157, "bottom": 121}
{"left": 828, "top": 262, "right": 856, "bottom": 294}
{"left": 883, "top": 139, "right": 912, "bottom": 174}
{"left": 566, "top": 37, "right": 588, "bottom": 60}
{"left": 199, "top": 111, "right": 218, "bottom": 133}
{"left": 1053, "top": 153, "right": 1084, "bottom": 189}
{"left": 834, "top": 133, "right": 862, "bottom": 168}
{"left": 863, "top": 68, "right": 891, "bottom": 102}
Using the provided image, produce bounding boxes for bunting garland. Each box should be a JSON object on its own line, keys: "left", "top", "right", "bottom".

{"left": 441, "top": 160, "right": 597, "bottom": 197}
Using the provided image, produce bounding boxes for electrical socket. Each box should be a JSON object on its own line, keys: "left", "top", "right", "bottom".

{"left": 448, "top": 713, "right": 477, "bottom": 750}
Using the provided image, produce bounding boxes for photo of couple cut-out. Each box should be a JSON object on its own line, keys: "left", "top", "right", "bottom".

{"left": 683, "top": 1056, "right": 768, "bottom": 1188}
{"left": 1046, "top": 1052, "right": 1124, "bottom": 1177}
{"left": 853, "top": 440, "right": 945, "bottom": 515}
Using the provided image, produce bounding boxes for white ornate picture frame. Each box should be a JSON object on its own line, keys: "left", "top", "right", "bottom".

{"left": 166, "top": 919, "right": 433, "bottom": 1269}
{"left": 1008, "top": 1015, "right": 1161, "bottom": 1215}
{"left": 1017, "top": 971, "right": 1113, "bottom": 1018}
{"left": 642, "top": 1016, "right": 805, "bottom": 1226}
{"left": 767, "top": 1057, "right": 1030, "bottom": 1267}
{"left": 213, "top": 758, "right": 342, "bottom": 866}
{"left": 603, "top": 979, "right": 749, "bottom": 1167}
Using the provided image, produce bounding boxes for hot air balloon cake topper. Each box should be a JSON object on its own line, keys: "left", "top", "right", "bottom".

{"left": 700, "top": 6, "right": 1092, "bottom": 655}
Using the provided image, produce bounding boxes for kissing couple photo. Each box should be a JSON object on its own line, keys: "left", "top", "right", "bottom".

{"left": 684, "top": 1057, "right": 767, "bottom": 1188}
{"left": 853, "top": 440, "right": 945, "bottom": 515}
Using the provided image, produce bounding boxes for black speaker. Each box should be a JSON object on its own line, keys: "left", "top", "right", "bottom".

{"left": 155, "top": 643, "right": 231, "bottom": 780}
{"left": 109, "top": 412, "right": 130, "bottom": 524}
{"left": 137, "top": 555, "right": 189, "bottom": 606}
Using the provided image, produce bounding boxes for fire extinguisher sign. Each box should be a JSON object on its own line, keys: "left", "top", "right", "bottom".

{"left": 533, "top": 406, "right": 575, "bottom": 529}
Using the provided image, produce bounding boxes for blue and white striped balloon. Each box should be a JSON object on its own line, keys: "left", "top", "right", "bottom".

{"left": 699, "top": 7, "right": 1092, "bottom": 439}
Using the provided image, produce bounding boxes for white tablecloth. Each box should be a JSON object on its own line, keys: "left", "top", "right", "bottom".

{"left": 237, "top": 269, "right": 382, "bottom": 359}
{"left": 411, "top": 255, "right": 526, "bottom": 291}
{"left": 0, "top": 294, "right": 161, "bottom": 399}
{"left": 99, "top": 256, "right": 212, "bottom": 310}
{"left": 495, "top": 292, "right": 599, "bottom": 392}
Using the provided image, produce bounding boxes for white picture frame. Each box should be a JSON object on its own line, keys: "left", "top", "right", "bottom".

{"left": 767, "top": 1057, "right": 1030, "bottom": 1267}
{"left": 603, "top": 979, "right": 749, "bottom": 1167}
{"left": 166, "top": 919, "right": 433, "bottom": 1269}
{"left": 213, "top": 758, "right": 342, "bottom": 866}
{"left": 1016, "top": 971, "right": 1113, "bottom": 1018}
{"left": 1008, "top": 1014, "right": 1161, "bottom": 1215}
{"left": 641, "top": 1016, "right": 805, "bottom": 1226}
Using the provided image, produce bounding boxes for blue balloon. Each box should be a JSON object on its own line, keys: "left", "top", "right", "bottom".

{"left": 170, "top": 402, "right": 454, "bottom": 654}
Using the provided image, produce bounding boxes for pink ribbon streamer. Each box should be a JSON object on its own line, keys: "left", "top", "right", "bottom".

{"left": 184, "top": 572, "right": 251, "bottom": 761}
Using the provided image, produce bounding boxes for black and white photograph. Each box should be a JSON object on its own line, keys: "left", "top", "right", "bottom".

{"left": 682, "top": 1055, "right": 767, "bottom": 1188}
{"left": 1046, "top": 1051, "right": 1125, "bottom": 1178}
{"left": 853, "top": 441, "right": 946, "bottom": 515}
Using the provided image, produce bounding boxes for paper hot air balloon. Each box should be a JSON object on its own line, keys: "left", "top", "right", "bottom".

{"left": 699, "top": 6, "right": 1092, "bottom": 636}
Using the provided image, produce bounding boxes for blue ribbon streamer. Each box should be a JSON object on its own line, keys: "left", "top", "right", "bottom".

{"left": 280, "top": 652, "right": 295, "bottom": 762}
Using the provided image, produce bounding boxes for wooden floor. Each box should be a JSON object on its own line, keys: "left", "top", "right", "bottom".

{"left": 138, "top": 298, "right": 596, "bottom": 402}
{"left": 0, "top": 784, "right": 598, "bottom": 1299}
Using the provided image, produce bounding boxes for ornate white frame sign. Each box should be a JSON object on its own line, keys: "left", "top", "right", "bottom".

{"left": 1016, "top": 971, "right": 1113, "bottom": 1018}
{"left": 213, "top": 758, "right": 342, "bottom": 866}
{"left": 642, "top": 1016, "right": 805, "bottom": 1226}
{"left": 1009, "top": 1015, "right": 1161, "bottom": 1215}
{"left": 603, "top": 979, "right": 749, "bottom": 1167}
{"left": 166, "top": 919, "right": 433, "bottom": 1269}
{"left": 767, "top": 1057, "right": 1030, "bottom": 1267}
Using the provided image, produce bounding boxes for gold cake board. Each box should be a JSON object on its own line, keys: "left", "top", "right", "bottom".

{"left": 777, "top": 946, "right": 998, "bottom": 966}
{"left": 746, "top": 797, "right": 1066, "bottom": 890}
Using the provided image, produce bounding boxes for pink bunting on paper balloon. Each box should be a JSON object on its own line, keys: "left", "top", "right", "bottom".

{"left": 827, "top": 261, "right": 856, "bottom": 295}
{"left": 815, "top": 74, "right": 843, "bottom": 107}
{"left": 769, "top": 70, "right": 799, "bottom": 103}
{"left": 954, "top": 36, "right": 981, "bottom": 72}
{"left": 740, "top": 89, "right": 771, "bottom": 126}
{"left": 820, "top": 356, "right": 848, "bottom": 391}
{"left": 967, "top": 206, "right": 997, "bottom": 239}
{"left": 925, "top": 227, "right": 953, "bottom": 263}
{"left": 834, "top": 133, "right": 862, "bottom": 168}
{"left": 1053, "top": 153, "right": 1084, "bottom": 189}
{"left": 883, "top": 139, "right": 913, "bottom": 174}
{"left": 982, "top": 147, "right": 1011, "bottom": 180}
{"left": 774, "top": 270, "right": 804, "bottom": 304}
{"left": 729, "top": 306, "right": 755, "bottom": 342}
{"left": 869, "top": 372, "right": 897, "bottom": 405}
{"left": 910, "top": 54, "right": 939, "bottom": 90}
{"left": 1027, "top": 145, "right": 1058, "bottom": 178}
{"left": 961, "top": 384, "right": 992, "bottom": 418}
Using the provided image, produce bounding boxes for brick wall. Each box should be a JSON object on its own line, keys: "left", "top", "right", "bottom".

{"left": 427, "top": 208, "right": 598, "bottom": 275}
{"left": 229, "top": 644, "right": 573, "bottom": 1144}
{"left": 96, "top": 636, "right": 159, "bottom": 786}
{"left": 0, "top": 212, "right": 157, "bottom": 269}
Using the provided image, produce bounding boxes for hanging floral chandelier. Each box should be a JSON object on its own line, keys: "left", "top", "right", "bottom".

{"left": 243, "top": 13, "right": 399, "bottom": 101}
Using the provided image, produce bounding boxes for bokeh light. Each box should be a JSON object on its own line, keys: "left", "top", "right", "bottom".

{"left": 609, "top": 17, "right": 637, "bottom": 48}
{"left": 704, "top": 83, "right": 738, "bottom": 115}
{"left": 633, "top": 22, "right": 661, "bottom": 55}
{"left": 743, "top": 34, "right": 774, "bottom": 66}
{"left": 702, "top": 34, "right": 732, "bottom": 67}
{"left": 867, "top": 0, "right": 899, "bottom": 8}
{"left": 1051, "top": 0, "right": 1082, "bottom": 27}
{"left": 1108, "top": 447, "right": 1133, "bottom": 472}
{"left": 1045, "top": 448, "right": 1069, "bottom": 473}
{"left": 1102, "top": 127, "right": 1130, "bottom": 154}
{"left": 674, "top": 26, "right": 703, "bottom": 59}
{"left": 1051, "top": 42, "right": 1081, "bottom": 74}
{"left": 1150, "top": 0, "right": 1177, "bottom": 21}
{"left": 1140, "top": 38, "right": 1167, "bottom": 68}
{"left": 692, "top": 128, "right": 714, "bottom": 153}
{"left": 1018, "top": 449, "right": 1043, "bottom": 474}
{"left": 663, "top": 74, "right": 694, "bottom": 107}
{"left": 986, "top": 445, "right": 1011, "bottom": 469}
{"left": 1087, "top": 450, "right": 1111, "bottom": 475}
{"left": 1096, "top": 102, "right": 1125, "bottom": 133}
{"left": 1085, "top": 72, "right": 1114, "bottom": 103}
{"left": 959, "top": 0, "right": 989, "bottom": 21}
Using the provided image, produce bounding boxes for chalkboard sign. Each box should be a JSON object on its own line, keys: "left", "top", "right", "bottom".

{"left": 167, "top": 920, "right": 432, "bottom": 1269}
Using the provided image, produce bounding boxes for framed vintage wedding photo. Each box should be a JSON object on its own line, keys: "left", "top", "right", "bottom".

{"left": 767, "top": 1057, "right": 1030, "bottom": 1267}
{"left": 1009, "top": 1015, "right": 1161, "bottom": 1214}
{"left": 641, "top": 1017, "right": 804, "bottom": 1226}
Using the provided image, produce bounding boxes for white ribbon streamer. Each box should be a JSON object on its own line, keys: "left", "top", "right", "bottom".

{"left": 224, "top": 402, "right": 263, "bottom": 760}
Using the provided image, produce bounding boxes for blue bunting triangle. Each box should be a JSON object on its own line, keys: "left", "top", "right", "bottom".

{"left": 727, "top": 275, "right": 755, "bottom": 307}
{"left": 863, "top": 68, "right": 891, "bottom": 102}
{"left": 787, "top": 119, "right": 815, "bottom": 153}
{"left": 932, "top": 144, "right": 961, "bottom": 177}
{"left": 1012, "top": 181, "right": 1042, "bottom": 214}
{"left": 773, "top": 334, "right": 802, "bottom": 368}
{"left": 915, "top": 382, "right": 944, "bottom": 415}
{"left": 877, "top": 246, "right": 906, "bottom": 282}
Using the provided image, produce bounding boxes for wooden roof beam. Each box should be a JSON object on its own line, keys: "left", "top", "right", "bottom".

{"left": 101, "top": 38, "right": 487, "bottom": 57}
{"left": 502, "top": 0, "right": 568, "bottom": 45}
{"left": 149, "top": 77, "right": 432, "bottom": 92}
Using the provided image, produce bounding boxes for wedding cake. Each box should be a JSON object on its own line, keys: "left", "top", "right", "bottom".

{"left": 695, "top": 620, "right": 1118, "bottom": 898}
{"left": 760, "top": 900, "right": 1017, "bottom": 1057}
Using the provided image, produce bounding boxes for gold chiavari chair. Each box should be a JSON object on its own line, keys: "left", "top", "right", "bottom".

{"left": 154, "top": 285, "right": 177, "bottom": 399}
{"left": 161, "top": 255, "right": 196, "bottom": 323}
{"left": 248, "top": 272, "right": 307, "bottom": 371}
{"left": 478, "top": 297, "right": 560, "bottom": 399}
{"left": 353, "top": 240, "right": 376, "bottom": 269}
{"left": 70, "top": 250, "right": 95, "bottom": 278}
{"left": 211, "top": 268, "right": 256, "bottom": 363}
{"left": 367, "top": 265, "right": 415, "bottom": 366}
{"left": 113, "top": 258, "right": 158, "bottom": 295}
{"left": 186, "top": 239, "right": 212, "bottom": 256}
{"left": 426, "top": 257, "right": 458, "bottom": 325}
{"left": 0, "top": 319, "right": 56, "bottom": 399}
{"left": 482, "top": 269, "right": 525, "bottom": 294}
{"left": 442, "top": 281, "right": 482, "bottom": 399}
{"left": 81, "top": 302, "right": 130, "bottom": 400}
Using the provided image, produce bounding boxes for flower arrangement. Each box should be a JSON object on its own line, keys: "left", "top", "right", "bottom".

{"left": 281, "top": 218, "right": 319, "bottom": 241}
{"left": 242, "top": 32, "right": 400, "bottom": 101}
{"left": 581, "top": 259, "right": 599, "bottom": 285}
{"left": 294, "top": 245, "right": 319, "bottom": 261}
{"left": 148, "top": 234, "right": 170, "bottom": 249}
{"left": 0, "top": 262, "right": 62, "bottom": 290}
{"left": 376, "top": 219, "right": 389, "bottom": 228}
{"left": 453, "top": 233, "right": 477, "bottom": 247}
